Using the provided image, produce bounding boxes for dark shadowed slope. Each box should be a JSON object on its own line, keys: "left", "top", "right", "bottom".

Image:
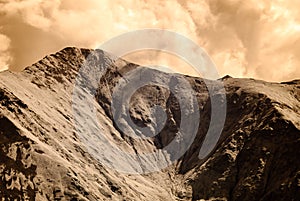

{"left": 0, "top": 47, "right": 299, "bottom": 200}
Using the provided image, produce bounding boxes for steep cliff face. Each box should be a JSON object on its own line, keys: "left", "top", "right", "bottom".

{"left": 0, "top": 47, "right": 299, "bottom": 200}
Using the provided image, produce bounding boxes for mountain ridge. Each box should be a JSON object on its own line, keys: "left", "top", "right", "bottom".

{"left": 0, "top": 47, "right": 299, "bottom": 200}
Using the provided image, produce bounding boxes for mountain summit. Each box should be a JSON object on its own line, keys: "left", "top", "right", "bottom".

{"left": 0, "top": 47, "right": 299, "bottom": 200}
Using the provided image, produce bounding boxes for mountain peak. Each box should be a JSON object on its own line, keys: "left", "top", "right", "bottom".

{"left": 0, "top": 48, "right": 299, "bottom": 200}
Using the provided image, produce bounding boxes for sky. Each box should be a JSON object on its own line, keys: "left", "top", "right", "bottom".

{"left": 0, "top": 0, "right": 300, "bottom": 82}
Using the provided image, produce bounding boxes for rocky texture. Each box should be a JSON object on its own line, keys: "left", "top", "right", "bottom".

{"left": 0, "top": 47, "right": 299, "bottom": 200}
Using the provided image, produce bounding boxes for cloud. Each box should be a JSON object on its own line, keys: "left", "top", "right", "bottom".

{"left": 0, "top": 32, "right": 11, "bottom": 71}
{"left": 181, "top": 0, "right": 300, "bottom": 81}
{"left": 0, "top": 0, "right": 198, "bottom": 70}
{"left": 0, "top": 0, "right": 299, "bottom": 81}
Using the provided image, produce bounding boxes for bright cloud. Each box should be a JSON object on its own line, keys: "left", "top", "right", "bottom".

{"left": 0, "top": 0, "right": 299, "bottom": 81}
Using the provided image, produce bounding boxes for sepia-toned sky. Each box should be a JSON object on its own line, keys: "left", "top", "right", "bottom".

{"left": 0, "top": 0, "right": 299, "bottom": 81}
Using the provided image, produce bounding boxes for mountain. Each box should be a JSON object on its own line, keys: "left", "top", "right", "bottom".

{"left": 0, "top": 47, "right": 299, "bottom": 201}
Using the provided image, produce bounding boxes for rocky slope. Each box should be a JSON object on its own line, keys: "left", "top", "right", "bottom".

{"left": 0, "top": 47, "right": 299, "bottom": 201}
